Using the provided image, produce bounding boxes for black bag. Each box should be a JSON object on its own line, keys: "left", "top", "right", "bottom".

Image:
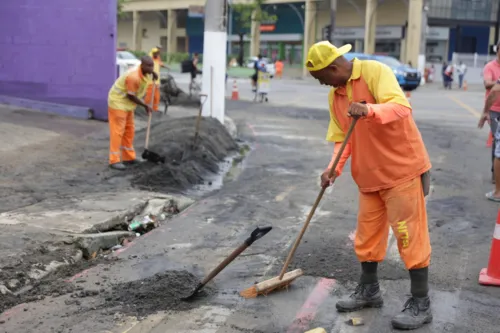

{"left": 181, "top": 60, "right": 193, "bottom": 73}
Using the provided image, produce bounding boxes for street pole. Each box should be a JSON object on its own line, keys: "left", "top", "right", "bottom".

{"left": 330, "top": 0, "right": 337, "bottom": 43}
{"left": 227, "top": 0, "right": 233, "bottom": 56}
{"left": 419, "top": 1, "right": 429, "bottom": 85}
{"left": 202, "top": 0, "right": 228, "bottom": 124}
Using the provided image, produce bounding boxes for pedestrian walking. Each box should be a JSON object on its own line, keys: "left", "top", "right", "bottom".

{"left": 457, "top": 61, "right": 467, "bottom": 89}
{"left": 275, "top": 59, "right": 284, "bottom": 79}
{"left": 306, "top": 41, "right": 432, "bottom": 330}
{"left": 482, "top": 40, "right": 500, "bottom": 183}
{"left": 444, "top": 63, "right": 454, "bottom": 89}
{"left": 107, "top": 56, "right": 157, "bottom": 170}
{"left": 479, "top": 79, "right": 500, "bottom": 201}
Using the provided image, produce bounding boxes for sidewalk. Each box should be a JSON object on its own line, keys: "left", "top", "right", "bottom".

{"left": 0, "top": 102, "right": 240, "bottom": 308}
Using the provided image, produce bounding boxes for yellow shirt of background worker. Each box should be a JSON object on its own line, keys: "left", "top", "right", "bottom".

{"left": 145, "top": 47, "right": 170, "bottom": 111}
{"left": 107, "top": 56, "right": 157, "bottom": 170}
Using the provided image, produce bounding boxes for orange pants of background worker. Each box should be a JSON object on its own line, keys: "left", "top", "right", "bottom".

{"left": 108, "top": 108, "right": 136, "bottom": 164}
{"left": 145, "top": 83, "right": 160, "bottom": 111}
{"left": 354, "top": 177, "right": 431, "bottom": 270}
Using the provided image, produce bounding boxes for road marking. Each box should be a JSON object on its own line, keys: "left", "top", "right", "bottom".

{"left": 275, "top": 186, "right": 296, "bottom": 202}
{"left": 446, "top": 95, "right": 481, "bottom": 118}
{"left": 286, "top": 278, "right": 337, "bottom": 333}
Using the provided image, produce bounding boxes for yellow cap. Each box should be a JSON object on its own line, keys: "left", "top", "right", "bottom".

{"left": 305, "top": 41, "right": 352, "bottom": 72}
{"left": 151, "top": 47, "right": 159, "bottom": 53}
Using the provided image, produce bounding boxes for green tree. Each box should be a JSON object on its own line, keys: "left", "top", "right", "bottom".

{"left": 231, "top": 0, "right": 277, "bottom": 66}
{"left": 117, "top": 0, "right": 127, "bottom": 18}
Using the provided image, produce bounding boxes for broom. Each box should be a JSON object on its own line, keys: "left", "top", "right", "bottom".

{"left": 240, "top": 118, "right": 358, "bottom": 298}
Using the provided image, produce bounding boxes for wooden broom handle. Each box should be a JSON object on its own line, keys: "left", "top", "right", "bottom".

{"left": 144, "top": 82, "right": 156, "bottom": 149}
{"left": 278, "top": 118, "right": 358, "bottom": 280}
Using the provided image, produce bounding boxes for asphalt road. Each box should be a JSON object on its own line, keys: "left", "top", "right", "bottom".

{"left": 2, "top": 79, "right": 500, "bottom": 333}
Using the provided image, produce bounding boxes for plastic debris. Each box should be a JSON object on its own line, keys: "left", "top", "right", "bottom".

{"left": 128, "top": 215, "right": 158, "bottom": 233}
{"left": 345, "top": 317, "right": 364, "bottom": 326}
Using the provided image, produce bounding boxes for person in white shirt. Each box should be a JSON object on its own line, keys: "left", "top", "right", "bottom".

{"left": 457, "top": 61, "right": 467, "bottom": 88}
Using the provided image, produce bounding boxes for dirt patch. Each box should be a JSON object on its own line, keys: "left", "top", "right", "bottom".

{"left": 99, "top": 270, "right": 211, "bottom": 317}
{"left": 131, "top": 116, "right": 238, "bottom": 192}
{"left": 0, "top": 256, "right": 120, "bottom": 314}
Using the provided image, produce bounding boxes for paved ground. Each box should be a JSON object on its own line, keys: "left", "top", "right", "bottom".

{"left": 2, "top": 78, "right": 500, "bottom": 332}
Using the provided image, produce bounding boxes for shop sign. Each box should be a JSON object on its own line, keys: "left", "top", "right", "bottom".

{"left": 426, "top": 27, "right": 449, "bottom": 40}
{"left": 330, "top": 26, "right": 403, "bottom": 40}
{"left": 260, "top": 17, "right": 278, "bottom": 33}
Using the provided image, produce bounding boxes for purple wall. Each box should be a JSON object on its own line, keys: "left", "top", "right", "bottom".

{"left": 0, "top": 0, "right": 117, "bottom": 120}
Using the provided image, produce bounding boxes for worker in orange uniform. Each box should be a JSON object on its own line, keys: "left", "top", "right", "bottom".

{"left": 108, "top": 56, "right": 158, "bottom": 170}
{"left": 306, "top": 41, "right": 432, "bottom": 330}
{"left": 146, "top": 47, "right": 170, "bottom": 112}
{"left": 275, "top": 59, "right": 284, "bottom": 79}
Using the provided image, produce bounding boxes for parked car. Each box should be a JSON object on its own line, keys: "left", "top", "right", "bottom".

{"left": 246, "top": 56, "right": 276, "bottom": 77}
{"left": 343, "top": 52, "right": 422, "bottom": 91}
{"left": 116, "top": 50, "right": 140, "bottom": 71}
{"left": 372, "top": 55, "right": 421, "bottom": 91}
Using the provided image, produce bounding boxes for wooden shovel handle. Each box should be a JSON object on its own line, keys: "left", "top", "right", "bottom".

{"left": 144, "top": 82, "right": 156, "bottom": 149}
{"left": 278, "top": 118, "right": 358, "bottom": 280}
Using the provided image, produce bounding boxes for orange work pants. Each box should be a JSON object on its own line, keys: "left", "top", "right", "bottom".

{"left": 355, "top": 176, "right": 431, "bottom": 270}
{"left": 145, "top": 82, "right": 160, "bottom": 111}
{"left": 108, "top": 108, "right": 136, "bottom": 164}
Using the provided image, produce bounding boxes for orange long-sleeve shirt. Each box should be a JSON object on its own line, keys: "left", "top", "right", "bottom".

{"left": 325, "top": 58, "right": 431, "bottom": 192}
{"left": 327, "top": 103, "right": 412, "bottom": 175}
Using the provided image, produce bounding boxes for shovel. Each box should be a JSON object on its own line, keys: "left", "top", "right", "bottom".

{"left": 193, "top": 94, "right": 208, "bottom": 147}
{"left": 142, "top": 82, "right": 166, "bottom": 164}
{"left": 182, "top": 226, "right": 273, "bottom": 301}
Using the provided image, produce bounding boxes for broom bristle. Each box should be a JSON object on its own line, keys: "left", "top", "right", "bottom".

{"left": 239, "top": 285, "right": 257, "bottom": 298}
{"left": 240, "top": 276, "right": 298, "bottom": 298}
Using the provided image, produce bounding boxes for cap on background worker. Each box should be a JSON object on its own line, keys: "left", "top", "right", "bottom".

{"left": 107, "top": 56, "right": 157, "bottom": 170}
{"left": 146, "top": 47, "right": 170, "bottom": 112}
{"left": 306, "top": 41, "right": 433, "bottom": 330}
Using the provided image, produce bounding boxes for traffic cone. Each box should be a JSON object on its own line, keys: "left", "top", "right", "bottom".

{"left": 405, "top": 91, "right": 411, "bottom": 104}
{"left": 463, "top": 80, "right": 468, "bottom": 91}
{"left": 231, "top": 80, "right": 239, "bottom": 100}
{"left": 479, "top": 209, "right": 500, "bottom": 286}
{"left": 487, "top": 132, "right": 493, "bottom": 148}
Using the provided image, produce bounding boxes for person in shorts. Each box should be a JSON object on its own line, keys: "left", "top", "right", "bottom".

{"left": 479, "top": 78, "right": 500, "bottom": 201}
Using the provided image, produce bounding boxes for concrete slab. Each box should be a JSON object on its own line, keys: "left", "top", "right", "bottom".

{"left": 0, "top": 191, "right": 194, "bottom": 234}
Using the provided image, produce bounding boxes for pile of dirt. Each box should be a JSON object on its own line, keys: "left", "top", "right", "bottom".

{"left": 100, "top": 270, "right": 212, "bottom": 317}
{"left": 132, "top": 116, "right": 238, "bottom": 192}
{"left": 0, "top": 256, "right": 120, "bottom": 314}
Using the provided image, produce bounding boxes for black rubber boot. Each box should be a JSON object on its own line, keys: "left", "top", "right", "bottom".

{"left": 336, "top": 262, "right": 383, "bottom": 312}
{"left": 392, "top": 267, "right": 433, "bottom": 330}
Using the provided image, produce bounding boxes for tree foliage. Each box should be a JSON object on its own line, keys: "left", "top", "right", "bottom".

{"left": 117, "top": 0, "right": 127, "bottom": 18}
{"left": 231, "top": 0, "right": 277, "bottom": 65}
{"left": 231, "top": 0, "right": 277, "bottom": 35}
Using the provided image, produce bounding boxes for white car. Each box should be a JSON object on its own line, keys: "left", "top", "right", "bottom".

{"left": 246, "top": 56, "right": 276, "bottom": 77}
{"left": 116, "top": 50, "right": 140, "bottom": 74}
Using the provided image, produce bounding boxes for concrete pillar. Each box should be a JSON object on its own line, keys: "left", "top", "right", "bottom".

{"left": 330, "top": 0, "right": 337, "bottom": 42}
{"left": 201, "top": 0, "right": 227, "bottom": 124}
{"left": 303, "top": 0, "right": 316, "bottom": 77}
{"left": 250, "top": 10, "right": 261, "bottom": 56}
{"left": 354, "top": 40, "right": 363, "bottom": 52}
{"left": 132, "top": 11, "right": 143, "bottom": 51}
{"left": 406, "top": 0, "right": 423, "bottom": 68}
{"left": 167, "top": 9, "right": 177, "bottom": 53}
{"left": 364, "top": 0, "right": 377, "bottom": 54}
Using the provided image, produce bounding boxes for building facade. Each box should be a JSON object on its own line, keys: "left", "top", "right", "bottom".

{"left": 118, "top": 0, "right": 499, "bottom": 66}
{"left": 0, "top": 0, "right": 116, "bottom": 120}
